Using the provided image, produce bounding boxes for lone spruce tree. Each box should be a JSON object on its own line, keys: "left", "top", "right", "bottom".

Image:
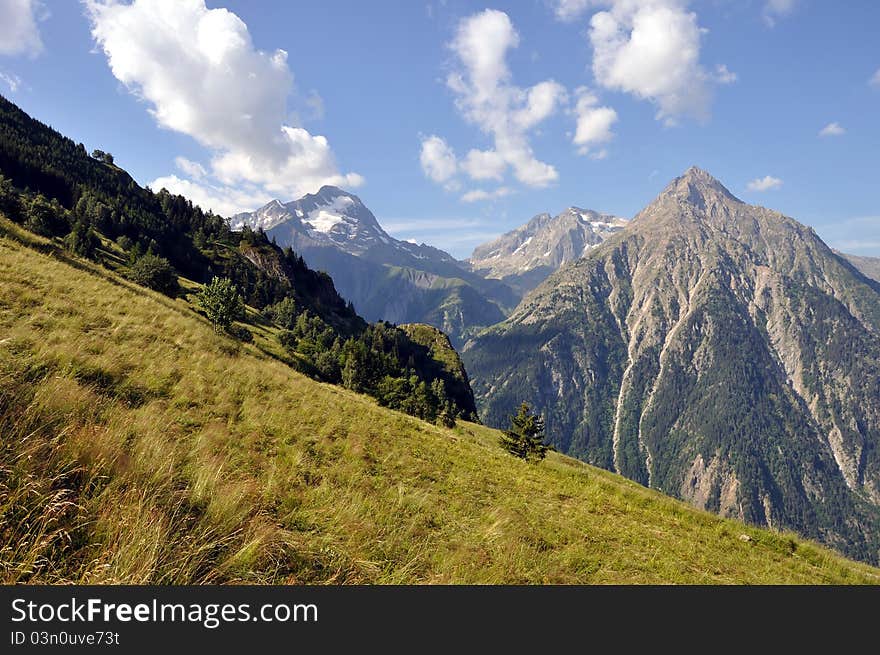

{"left": 500, "top": 401, "right": 549, "bottom": 462}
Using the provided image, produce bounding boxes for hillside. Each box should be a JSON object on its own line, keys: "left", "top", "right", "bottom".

{"left": 2, "top": 225, "right": 877, "bottom": 583}
{"left": 0, "top": 93, "right": 478, "bottom": 425}
{"left": 464, "top": 167, "right": 880, "bottom": 564}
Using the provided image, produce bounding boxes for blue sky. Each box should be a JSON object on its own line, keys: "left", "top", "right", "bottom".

{"left": 0, "top": 0, "right": 878, "bottom": 258}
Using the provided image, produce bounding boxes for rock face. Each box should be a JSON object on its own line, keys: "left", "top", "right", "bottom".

{"left": 464, "top": 167, "right": 880, "bottom": 563}
{"left": 231, "top": 187, "right": 517, "bottom": 347}
{"left": 468, "top": 207, "right": 627, "bottom": 295}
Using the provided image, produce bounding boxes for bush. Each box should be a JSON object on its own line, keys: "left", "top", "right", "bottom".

{"left": 129, "top": 253, "right": 179, "bottom": 296}
{"left": 278, "top": 330, "right": 297, "bottom": 350}
{"left": 264, "top": 297, "right": 299, "bottom": 329}
{"left": 115, "top": 235, "right": 133, "bottom": 251}
{"left": 197, "top": 277, "right": 244, "bottom": 333}
{"left": 25, "top": 195, "right": 67, "bottom": 237}
{"left": 64, "top": 220, "right": 100, "bottom": 258}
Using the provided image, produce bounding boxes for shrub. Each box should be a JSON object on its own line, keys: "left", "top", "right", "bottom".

{"left": 196, "top": 277, "right": 244, "bottom": 333}
{"left": 25, "top": 195, "right": 66, "bottom": 237}
{"left": 115, "top": 235, "right": 133, "bottom": 251}
{"left": 129, "top": 253, "right": 179, "bottom": 296}
{"left": 64, "top": 220, "right": 100, "bottom": 258}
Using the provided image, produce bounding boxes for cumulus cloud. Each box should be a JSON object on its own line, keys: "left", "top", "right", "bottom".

{"left": 818, "top": 122, "right": 845, "bottom": 137}
{"left": 461, "top": 148, "right": 506, "bottom": 181}
{"left": 460, "top": 187, "right": 513, "bottom": 203}
{"left": 85, "top": 0, "right": 361, "bottom": 216}
{"left": 589, "top": 0, "right": 720, "bottom": 124}
{"left": 762, "top": 0, "right": 797, "bottom": 27}
{"left": 572, "top": 86, "right": 617, "bottom": 156}
{"left": 423, "top": 9, "right": 565, "bottom": 193}
{"left": 870, "top": 69, "right": 880, "bottom": 88}
{"left": 0, "top": 0, "right": 44, "bottom": 57}
{"left": 420, "top": 135, "right": 458, "bottom": 184}
{"left": 149, "top": 174, "right": 273, "bottom": 218}
{"left": 746, "top": 175, "right": 783, "bottom": 192}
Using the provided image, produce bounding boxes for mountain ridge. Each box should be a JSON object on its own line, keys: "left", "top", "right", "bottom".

{"left": 231, "top": 185, "right": 518, "bottom": 347}
{"left": 464, "top": 166, "right": 880, "bottom": 564}
{"left": 468, "top": 205, "right": 627, "bottom": 295}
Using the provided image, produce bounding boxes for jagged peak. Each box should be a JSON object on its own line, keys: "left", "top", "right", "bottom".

{"left": 652, "top": 166, "right": 743, "bottom": 212}
{"left": 312, "top": 184, "right": 361, "bottom": 203}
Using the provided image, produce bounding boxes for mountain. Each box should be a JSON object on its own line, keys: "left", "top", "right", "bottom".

{"left": 0, "top": 93, "right": 478, "bottom": 425}
{"left": 232, "top": 188, "right": 518, "bottom": 347}
{"left": 2, "top": 227, "right": 877, "bottom": 583}
{"left": 464, "top": 167, "right": 880, "bottom": 564}
{"left": 839, "top": 252, "right": 880, "bottom": 283}
{"left": 468, "top": 207, "right": 627, "bottom": 295}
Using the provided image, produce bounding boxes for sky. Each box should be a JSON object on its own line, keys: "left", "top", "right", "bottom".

{"left": 0, "top": 0, "right": 878, "bottom": 258}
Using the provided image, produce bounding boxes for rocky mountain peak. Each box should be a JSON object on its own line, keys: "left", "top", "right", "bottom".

{"left": 657, "top": 166, "right": 741, "bottom": 209}
{"left": 632, "top": 166, "right": 745, "bottom": 229}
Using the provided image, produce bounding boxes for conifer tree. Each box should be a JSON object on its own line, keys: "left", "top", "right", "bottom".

{"left": 500, "top": 402, "right": 549, "bottom": 462}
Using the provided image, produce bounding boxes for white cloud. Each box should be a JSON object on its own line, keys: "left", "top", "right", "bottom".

{"left": 149, "top": 174, "right": 273, "bottom": 218}
{"left": 460, "top": 187, "right": 513, "bottom": 203}
{"left": 85, "top": 0, "right": 361, "bottom": 216}
{"left": 572, "top": 86, "right": 617, "bottom": 155}
{"left": 420, "top": 135, "right": 458, "bottom": 184}
{"left": 870, "top": 69, "right": 880, "bottom": 88}
{"left": 0, "top": 70, "right": 22, "bottom": 92}
{"left": 174, "top": 156, "right": 207, "bottom": 179}
{"left": 436, "top": 9, "right": 565, "bottom": 189}
{"left": 0, "top": 0, "right": 44, "bottom": 57}
{"left": 462, "top": 149, "right": 506, "bottom": 181}
{"left": 552, "top": 0, "right": 594, "bottom": 22}
{"left": 589, "top": 1, "right": 718, "bottom": 124}
{"left": 762, "top": 0, "right": 797, "bottom": 27}
{"left": 746, "top": 175, "right": 783, "bottom": 192}
{"left": 818, "top": 122, "right": 845, "bottom": 137}
{"left": 715, "top": 64, "right": 737, "bottom": 84}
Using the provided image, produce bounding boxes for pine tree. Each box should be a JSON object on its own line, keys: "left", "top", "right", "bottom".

{"left": 500, "top": 402, "right": 549, "bottom": 462}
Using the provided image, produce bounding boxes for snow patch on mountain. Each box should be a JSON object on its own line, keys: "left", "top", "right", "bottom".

{"left": 304, "top": 196, "right": 356, "bottom": 234}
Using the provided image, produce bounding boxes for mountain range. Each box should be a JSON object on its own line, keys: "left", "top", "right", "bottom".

{"left": 467, "top": 207, "right": 627, "bottom": 295}
{"left": 231, "top": 189, "right": 627, "bottom": 346}
{"left": 232, "top": 188, "right": 518, "bottom": 347}
{"left": 463, "top": 167, "right": 880, "bottom": 563}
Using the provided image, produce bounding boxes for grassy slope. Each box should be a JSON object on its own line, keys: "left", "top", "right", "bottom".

{"left": 1, "top": 222, "right": 878, "bottom": 584}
